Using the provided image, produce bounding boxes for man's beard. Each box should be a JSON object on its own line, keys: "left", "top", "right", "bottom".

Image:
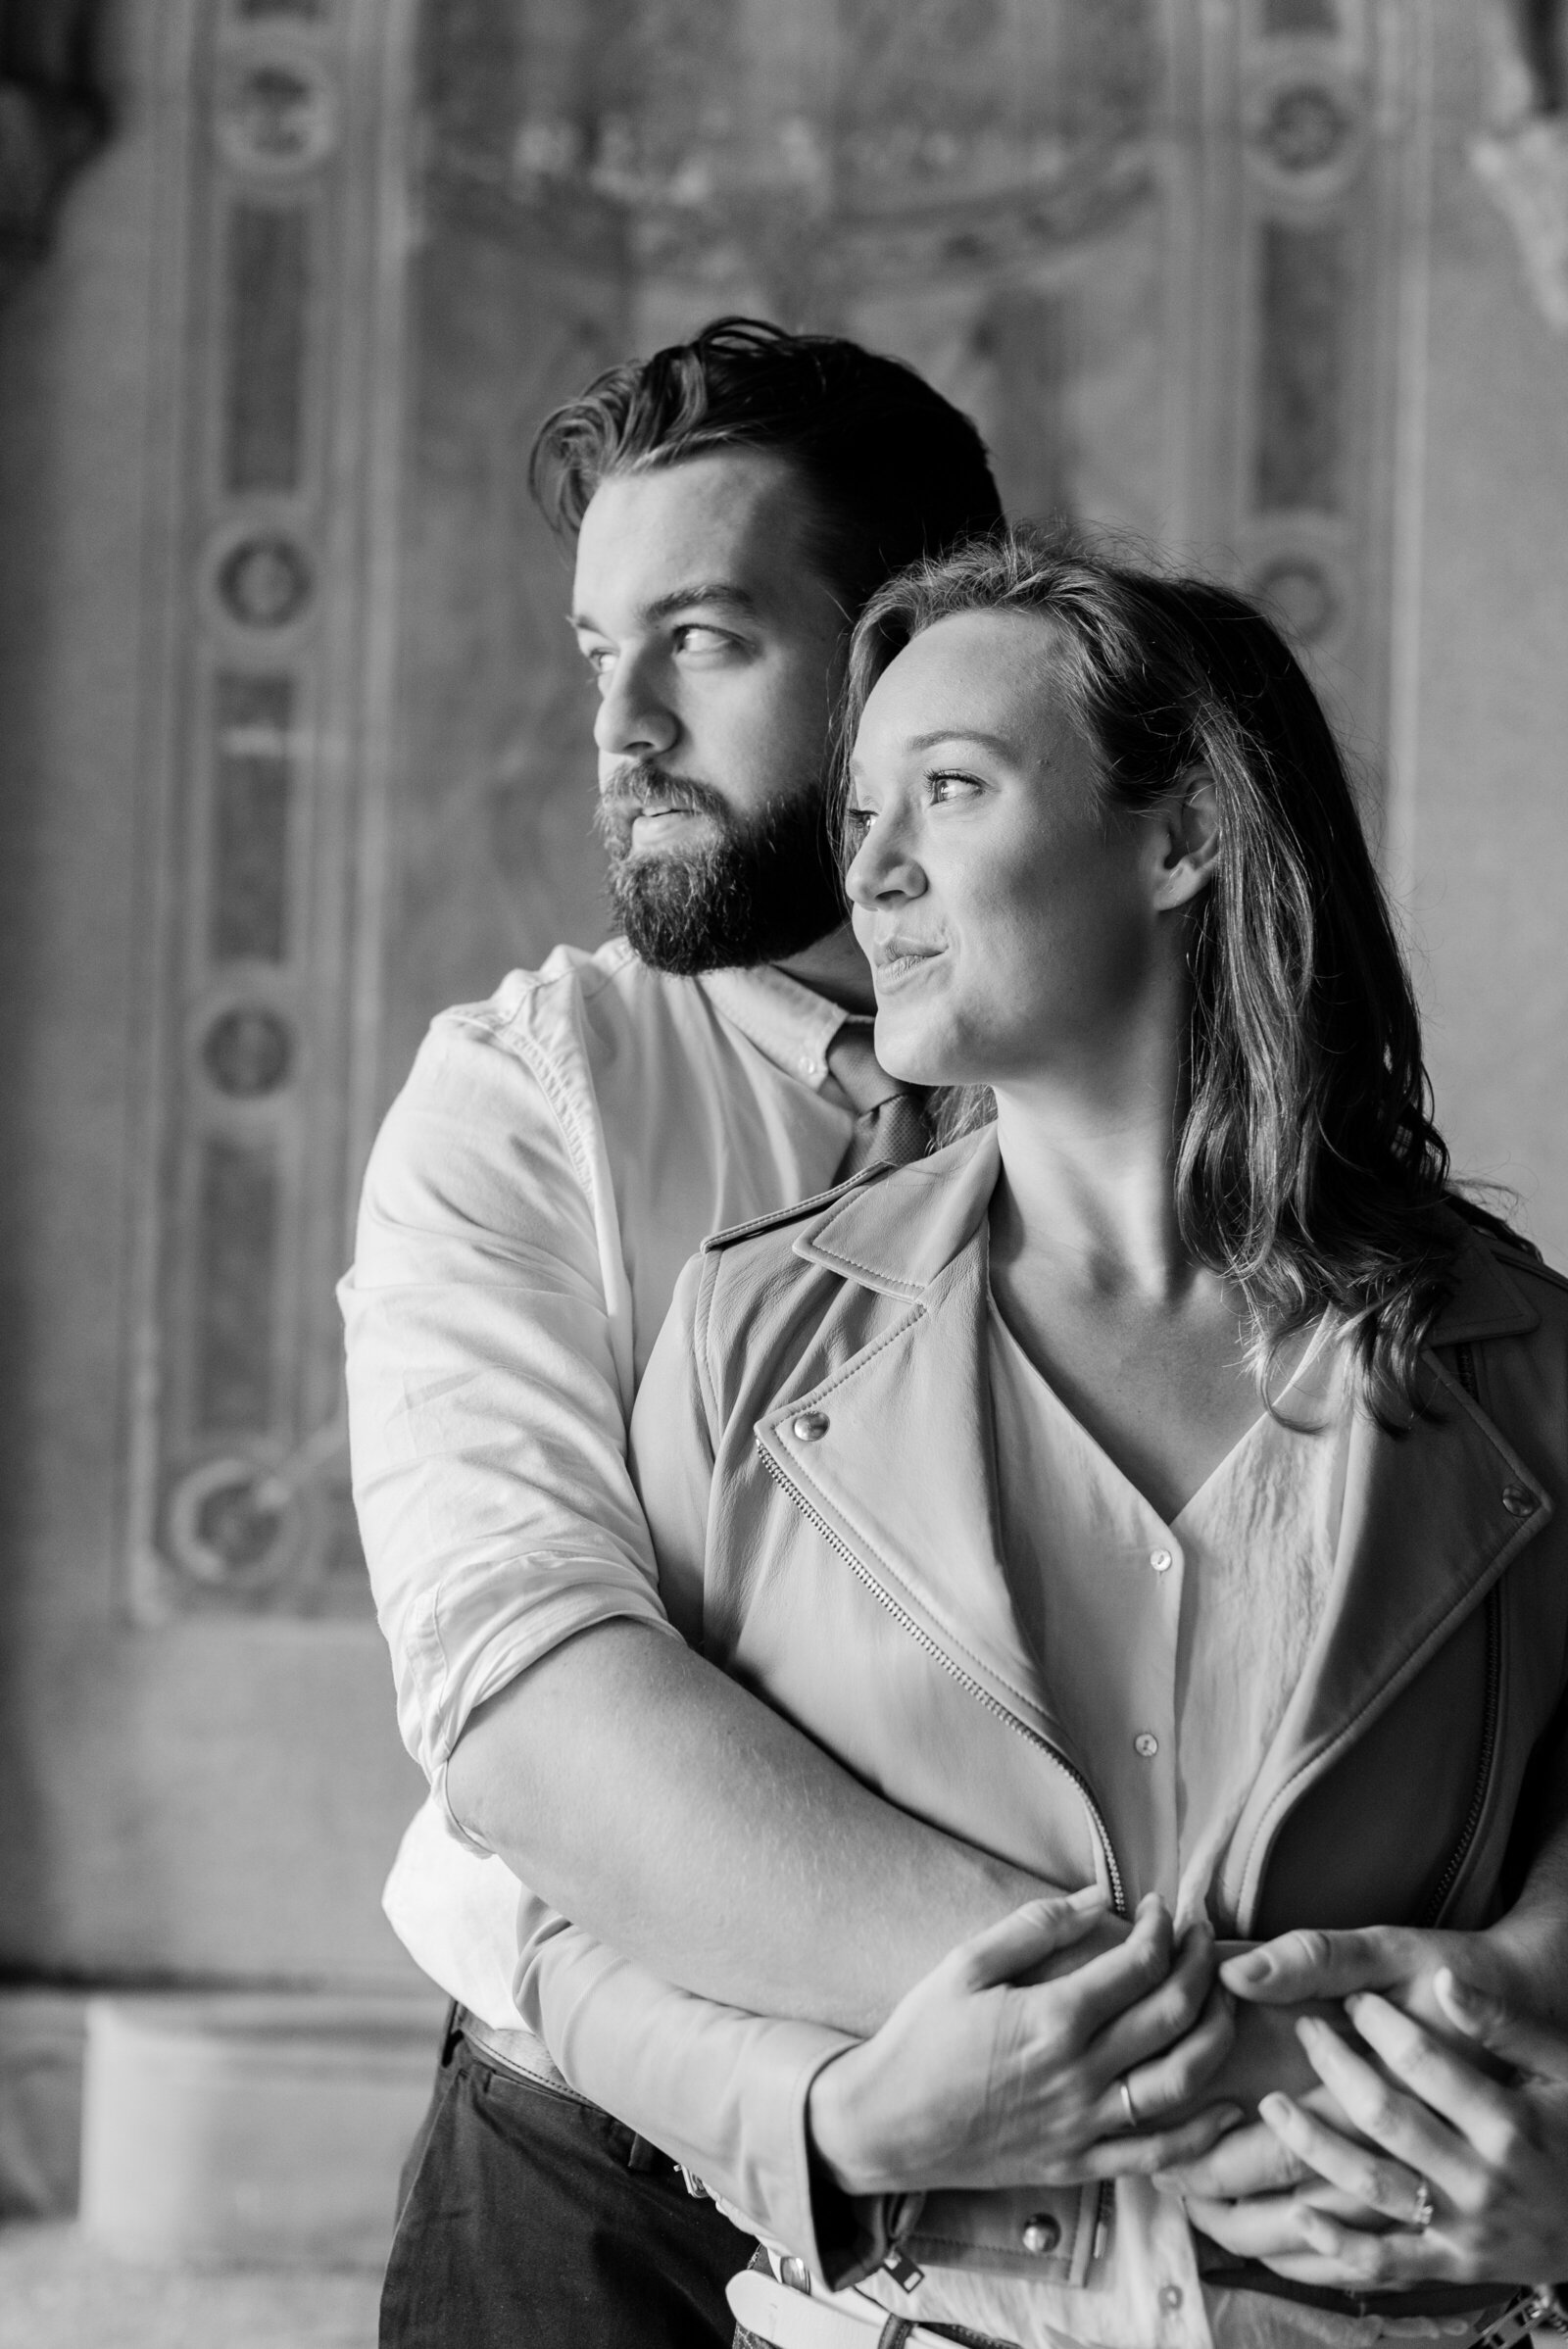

{"left": 595, "top": 763, "right": 848, "bottom": 976}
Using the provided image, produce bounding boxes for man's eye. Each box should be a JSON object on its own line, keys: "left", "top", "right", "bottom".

{"left": 674, "top": 625, "right": 734, "bottom": 654}
{"left": 579, "top": 645, "right": 614, "bottom": 678}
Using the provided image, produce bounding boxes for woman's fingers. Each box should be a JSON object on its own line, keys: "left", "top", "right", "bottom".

{"left": 1089, "top": 1975, "right": 1235, "bottom": 2140}
{"left": 1182, "top": 2189, "right": 1449, "bottom": 2288}
{"left": 1061, "top": 2100, "right": 1246, "bottom": 2181}
{"left": 1339, "top": 1990, "right": 1520, "bottom": 2171}
{"left": 1293, "top": 2014, "right": 1470, "bottom": 2203}
{"left": 1257, "top": 2089, "right": 1432, "bottom": 2225}
{"left": 948, "top": 1886, "right": 1111, "bottom": 1993}
{"left": 1154, "top": 2117, "right": 1311, "bottom": 2198}
{"left": 1084, "top": 1916, "right": 1218, "bottom": 2094}
{"left": 1434, "top": 1967, "right": 1568, "bottom": 2085}
{"left": 1018, "top": 1894, "right": 1176, "bottom": 2043}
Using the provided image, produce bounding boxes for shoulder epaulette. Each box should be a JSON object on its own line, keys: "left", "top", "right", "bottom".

{"left": 1493, "top": 1242, "right": 1568, "bottom": 1301}
{"left": 701, "top": 1161, "right": 890, "bottom": 1254}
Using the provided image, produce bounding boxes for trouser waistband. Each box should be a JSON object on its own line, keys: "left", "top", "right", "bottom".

{"left": 730, "top": 2250, "right": 1016, "bottom": 2349}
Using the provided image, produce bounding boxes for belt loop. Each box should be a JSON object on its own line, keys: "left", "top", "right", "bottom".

{"left": 625, "top": 2132, "right": 662, "bottom": 2173}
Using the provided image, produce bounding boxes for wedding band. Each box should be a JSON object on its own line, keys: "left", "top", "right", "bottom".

{"left": 1410, "top": 2177, "right": 1436, "bottom": 2231}
{"left": 1119, "top": 2078, "right": 1139, "bottom": 2131}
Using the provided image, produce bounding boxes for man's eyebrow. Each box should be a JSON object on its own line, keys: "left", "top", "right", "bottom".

{"left": 568, "top": 582, "right": 760, "bottom": 633}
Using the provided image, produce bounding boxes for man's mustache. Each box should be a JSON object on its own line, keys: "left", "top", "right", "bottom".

{"left": 595, "top": 763, "right": 733, "bottom": 846}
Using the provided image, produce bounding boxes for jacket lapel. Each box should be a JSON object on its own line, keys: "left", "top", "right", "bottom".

{"left": 1220, "top": 1241, "right": 1553, "bottom": 1928}
{"left": 754, "top": 1133, "right": 1076, "bottom": 1753}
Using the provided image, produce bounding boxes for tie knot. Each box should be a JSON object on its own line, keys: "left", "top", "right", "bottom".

{"left": 826, "top": 1021, "right": 931, "bottom": 1178}
{"left": 825, "top": 1021, "right": 904, "bottom": 1117}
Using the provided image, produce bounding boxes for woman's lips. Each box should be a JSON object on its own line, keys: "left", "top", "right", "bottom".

{"left": 872, "top": 944, "right": 944, "bottom": 992}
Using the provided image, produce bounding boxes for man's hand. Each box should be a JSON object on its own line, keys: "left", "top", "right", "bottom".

{"left": 1175, "top": 1971, "right": 1568, "bottom": 2287}
{"left": 1146, "top": 1924, "right": 1523, "bottom": 2208}
{"left": 1217, "top": 1924, "right": 1523, "bottom": 2034}
{"left": 808, "top": 1893, "right": 1241, "bottom": 2197}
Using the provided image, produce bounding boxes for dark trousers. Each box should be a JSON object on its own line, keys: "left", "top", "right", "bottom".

{"left": 380, "top": 2012, "right": 756, "bottom": 2348}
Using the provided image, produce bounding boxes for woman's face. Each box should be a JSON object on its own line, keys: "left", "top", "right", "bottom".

{"left": 845, "top": 611, "right": 1174, "bottom": 1093}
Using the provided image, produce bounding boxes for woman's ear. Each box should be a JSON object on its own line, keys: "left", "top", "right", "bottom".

{"left": 1149, "top": 773, "right": 1220, "bottom": 911}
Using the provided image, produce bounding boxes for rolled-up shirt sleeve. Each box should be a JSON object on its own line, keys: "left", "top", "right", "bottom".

{"left": 341, "top": 1009, "right": 680, "bottom": 1833}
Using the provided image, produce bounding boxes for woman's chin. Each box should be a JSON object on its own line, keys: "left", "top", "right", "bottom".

{"left": 871, "top": 1010, "right": 961, "bottom": 1092}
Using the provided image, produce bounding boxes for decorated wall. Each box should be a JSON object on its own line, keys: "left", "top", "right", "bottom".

{"left": 0, "top": 0, "right": 1562, "bottom": 1992}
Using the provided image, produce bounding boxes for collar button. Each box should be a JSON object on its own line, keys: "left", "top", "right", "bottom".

{"left": 792, "top": 1411, "right": 830, "bottom": 1443}
{"left": 1502, "top": 1483, "right": 1537, "bottom": 1517}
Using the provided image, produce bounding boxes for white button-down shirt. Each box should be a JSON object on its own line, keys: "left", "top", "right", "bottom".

{"left": 341, "top": 941, "right": 861, "bottom": 2021}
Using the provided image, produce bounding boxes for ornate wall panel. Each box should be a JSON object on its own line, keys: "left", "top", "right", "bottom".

{"left": 125, "top": 0, "right": 414, "bottom": 1618}
{"left": 122, "top": 0, "right": 1434, "bottom": 1620}
{"left": 1173, "top": 0, "right": 1432, "bottom": 790}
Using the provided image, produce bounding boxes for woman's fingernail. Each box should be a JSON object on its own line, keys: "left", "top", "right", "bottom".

{"left": 1296, "top": 2014, "right": 1329, "bottom": 2048}
{"left": 1226, "top": 1950, "right": 1270, "bottom": 1985}
{"left": 1067, "top": 1884, "right": 1109, "bottom": 1909}
{"left": 1435, "top": 1966, "right": 1478, "bottom": 2012}
{"left": 1258, "top": 2092, "right": 1292, "bottom": 2125}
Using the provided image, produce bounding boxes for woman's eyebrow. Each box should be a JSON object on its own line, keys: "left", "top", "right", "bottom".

{"left": 902, "top": 726, "right": 1015, "bottom": 756}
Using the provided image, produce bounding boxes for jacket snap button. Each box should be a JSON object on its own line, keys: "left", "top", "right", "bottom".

{"left": 792, "top": 1410, "right": 829, "bottom": 1442}
{"left": 1020, "top": 2214, "right": 1060, "bottom": 2255}
{"left": 1501, "top": 1484, "right": 1537, "bottom": 1517}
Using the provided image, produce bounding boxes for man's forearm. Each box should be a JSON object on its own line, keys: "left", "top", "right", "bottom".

{"left": 446, "top": 1619, "right": 1056, "bottom": 2035}
{"left": 1489, "top": 1738, "right": 1568, "bottom": 2028}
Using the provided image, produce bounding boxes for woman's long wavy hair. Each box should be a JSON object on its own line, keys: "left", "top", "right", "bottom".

{"left": 840, "top": 529, "right": 1516, "bottom": 1423}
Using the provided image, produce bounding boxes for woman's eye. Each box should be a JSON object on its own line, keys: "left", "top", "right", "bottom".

{"left": 928, "top": 770, "right": 983, "bottom": 804}
{"left": 580, "top": 645, "right": 614, "bottom": 678}
{"left": 843, "top": 806, "right": 875, "bottom": 847}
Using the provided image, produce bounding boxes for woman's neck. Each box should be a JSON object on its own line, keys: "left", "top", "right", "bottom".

{"left": 989, "top": 1045, "right": 1195, "bottom": 1310}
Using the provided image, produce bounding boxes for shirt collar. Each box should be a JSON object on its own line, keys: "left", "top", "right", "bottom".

{"left": 697, "top": 962, "right": 855, "bottom": 1094}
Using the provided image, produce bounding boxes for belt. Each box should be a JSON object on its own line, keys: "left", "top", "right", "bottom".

{"left": 455, "top": 2009, "right": 595, "bottom": 2106}
{"left": 728, "top": 2266, "right": 1014, "bottom": 2349}
{"left": 454, "top": 2008, "right": 712, "bottom": 2195}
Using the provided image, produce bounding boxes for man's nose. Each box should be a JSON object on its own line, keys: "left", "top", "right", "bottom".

{"left": 593, "top": 651, "right": 678, "bottom": 761}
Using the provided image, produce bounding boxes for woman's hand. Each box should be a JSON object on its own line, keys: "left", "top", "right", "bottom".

{"left": 807, "top": 1890, "right": 1242, "bottom": 2197}
{"left": 1177, "top": 1969, "right": 1568, "bottom": 2286}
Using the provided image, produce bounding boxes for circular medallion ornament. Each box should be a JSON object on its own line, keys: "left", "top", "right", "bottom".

{"left": 167, "top": 1457, "right": 294, "bottom": 1585}
{"left": 217, "top": 54, "right": 338, "bottom": 175}
{"left": 1256, "top": 82, "right": 1355, "bottom": 176}
{"left": 202, "top": 1006, "right": 293, "bottom": 1098}
{"left": 216, "top": 534, "right": 314, "bottom": 628}
{"left": 1252, "top": 557, "right": 1338, "bottom": 647}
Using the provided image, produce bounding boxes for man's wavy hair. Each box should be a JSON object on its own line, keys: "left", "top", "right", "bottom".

{"left": 529, "top": 317, "right": 1004, "bottom": 615}
{"left": 841, "top": 530, "right": 1524, "bottom": 1422}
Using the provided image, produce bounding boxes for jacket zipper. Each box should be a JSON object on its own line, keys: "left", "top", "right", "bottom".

{"left": 756, "top": 1441, "right": 1127, "bottom": 1916}
{"left": 1421, "top": 1342, "right": 1503, "bottom": 1926}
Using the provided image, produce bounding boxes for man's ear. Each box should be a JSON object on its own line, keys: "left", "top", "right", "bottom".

{"left": 1149, "top": 773, "right": 1220, "bottom": 911}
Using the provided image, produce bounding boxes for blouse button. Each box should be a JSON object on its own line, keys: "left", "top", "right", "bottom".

{"left": 792, "top": 1411, "right": 830, "bottom": 1443}
{"left": 1020, "top": 2213, "right": 1060, "bottom": 2255}
{"left": 1149, "top": 1548, "right": 1173, "bottom": 1573}
{"left": 1134, "top": 1732, "right": 1159, "bottom": 1759}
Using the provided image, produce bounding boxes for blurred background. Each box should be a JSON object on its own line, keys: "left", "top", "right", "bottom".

{"left": 0, "top": 0, "right": 1564, "bottom": 2334}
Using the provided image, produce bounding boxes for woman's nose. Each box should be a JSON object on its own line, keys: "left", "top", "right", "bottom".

{"left": 846, "top": 816, "right": 925, "bottom": 909}
{"left": 593, "top": 652, "right": 678, "bottom": 761}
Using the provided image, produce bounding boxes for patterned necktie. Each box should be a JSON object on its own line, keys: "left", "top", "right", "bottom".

{"left": 826, "top": 1021, "right": 932, "bottom": 1180}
